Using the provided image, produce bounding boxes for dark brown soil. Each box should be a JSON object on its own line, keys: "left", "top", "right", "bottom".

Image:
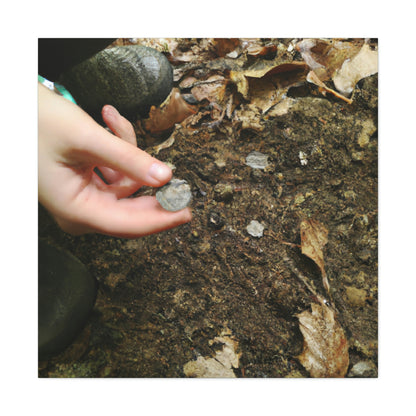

{"left": 38, "top": 39, "right": 377, "bottom": 378}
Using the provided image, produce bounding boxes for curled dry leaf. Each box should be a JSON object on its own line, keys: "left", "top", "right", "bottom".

{"left": 300, "top": 219, "right": 330, "bottom": 292}
{"left": 190, "top": 75, "right": 228, "bottom": 105}
{"left": 333, "top": 43, "right": 378, "bottom": 96}
{"left": 297, "top": 302, "right": 349, "bottom": 378}
{"left": 183, "top": 329, "right": 241, "bottom": 378}
{"left": 230, "top": 61, "right": 308, "bottom": 99}
{"left": 246, "top": 43, "right": 277, "bottom": 57}
{"left": 296, "top": 38, "right": 376, "bottom": 102}
{"left": 212, "top": 38, "right": 240, "bottom": 57}
{"left": 296, "top": 38, "right": 364, "bottom": 81}
{"left": 143, "top": 88, "right": 197, "bottom": 135}
{"left": 230, "top": 62, "right": 308, "bottom": 114}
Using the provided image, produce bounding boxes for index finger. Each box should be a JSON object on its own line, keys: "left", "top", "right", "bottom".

{"left": 88, "top": 129, "right": 173, "bottom": 187}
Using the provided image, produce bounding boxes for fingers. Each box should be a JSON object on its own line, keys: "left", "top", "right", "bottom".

{"left": 95, "top": 166, "right": 124, "bottom": 184}
{"left": 90, "top": 135, "right": 173, "bottom": 187}
{"left": 76, "top": 191, "right": 192, "bottom": 238}
{"left": 101, "top": 105, "right": 137, "bottom": 146}
{"left": 97, "top": 105, "right": 169, "bottom": 198}
{"left": 81, "top": 117, "right": 171, "bottom": 188}
{"left": 51, "top": 96, "right": 172, "bottom": 188}
{"left": 97, "top": 105, "right": 138, "bottom": 186}
{"left": 91, "top": 170, "right": 143, "bottom": 199}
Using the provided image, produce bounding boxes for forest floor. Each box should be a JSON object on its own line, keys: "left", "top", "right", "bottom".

{"left": 38, "top": 38, "right": 378, "bottom": 378}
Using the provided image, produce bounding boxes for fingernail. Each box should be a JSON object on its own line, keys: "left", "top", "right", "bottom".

{"left": 103, "top": 105, "right": 119, "bottom": 120}
{"left": 148, "top": 163, "right": 172, "bottom": 182}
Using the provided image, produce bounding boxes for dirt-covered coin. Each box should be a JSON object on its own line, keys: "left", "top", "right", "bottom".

{"left": 156, "top": 179, "right": 192, "bottom": 212}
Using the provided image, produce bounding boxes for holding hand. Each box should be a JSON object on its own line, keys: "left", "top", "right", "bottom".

{"left": 38, "top": 83, "right": 192, "bottom": 238}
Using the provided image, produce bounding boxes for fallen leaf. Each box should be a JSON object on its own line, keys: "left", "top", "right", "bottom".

{"left": 179, "top": 76, "right": 198, "bottom": 89}
{"left": 183, "top": 329, "right": 241, "bottom": 378}
{"left": 246, "top": 43, "right": 277, "bottom": 57}
{"left": 297, "top": 302, "right": 349, "bottom": 377}
{"left": 143, "top": 88, "right": 197, "bottom": 135}
{"left": 230, "top": 70, "right": 250, "bottom": 99}
{"left": 296, "top": 38, "right": 375, "bottom": 103}
{"left": 231, "top": 61, "right": 308, "bottom": 96}
{"left": 296, "top": 38, "right": 364, "bottom": 80}
{"left": 333, "top": 43, "right": 378, "bottom": 96}
{"left": 183, "top": 355, "right": 236, "bottom": 378}
{"left": 267, "top": 97, "right": 296, "bottom": 117}
{"left": 150, "top": 132, "right": 176, "bottom": 155}
{"left": 233, "top": 104, "right": 265, "bottom": 131}
{"left": 300, "top": 219, "right": 330, "bottom": 292}
{"left": 230, "top": 62, "right": 308, "bottom": 113}
{"left": 190, "top": 75, "right": 228, "bottom": 105}
{"left": 212, "top": 38, "right": 240, "bottom": 57}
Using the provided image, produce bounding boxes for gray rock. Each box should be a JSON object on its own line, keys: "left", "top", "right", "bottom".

{"left": 347, "top": 361, "right": 377, "bottom": 378}
{"left": 247, "top": 220, "right": 264, "bottom": 237}
{"left": 59, "top": 45, "right": 173, "bottom": 122}
{"left": 156, "top": 179, "right": 192, "bottom": 211}
{"left": 245, "top": 151, "right": 269, "bottom": 169}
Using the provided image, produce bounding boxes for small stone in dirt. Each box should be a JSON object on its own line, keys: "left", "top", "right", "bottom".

{"left": 347, "top": 360, "right": 377, "bottom": 378}
{"left": 247, "top": 220, "right": 264, "bottom": 237}
{"left": 156, "top": 179, "right": 192, "bottom": 211}
{"left": 245, "top": 151, "right": 269, "bottom": 169}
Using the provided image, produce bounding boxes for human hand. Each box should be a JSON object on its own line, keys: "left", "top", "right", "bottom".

{"left": 38, "top": 83, "right": 192, "bottom": 238}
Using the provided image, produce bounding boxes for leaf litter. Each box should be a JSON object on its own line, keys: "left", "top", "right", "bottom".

{"left": 42, "top": 38, "right": 378, "bottom": 378}
{"left": 131, "top": 39, "right": 376, "bottom": 378}
{"left": 183, "top": 328, "right": 241, "bottom": 378}
{"left": 297, "top": 300, "right": 349, "bottom": 378}
{"left": 295, "top": 219, "right": 350, "bottom": 377}
{"left": 300, "top": 219, "right": 330, "bottom": 293}
{"left": 127, "top": 38, "right": 377, "bottom": 151}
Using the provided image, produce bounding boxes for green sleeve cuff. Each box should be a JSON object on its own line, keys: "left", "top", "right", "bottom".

{"left": 38, "top": 75, "right": 77, "bottom": 105}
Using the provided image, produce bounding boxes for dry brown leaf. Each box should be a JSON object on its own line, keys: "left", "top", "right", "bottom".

{"left": 246, "top": 43, "right": 277, "bottom": 57}
{"left": 300, "top": 219, "right": 329, "bottom": 292}
{"left": 183, "top": 328, "right": 241, "bottom": 378}
{"left": 143, "top": 88, "right": 196, "bottom": 135}
{"left": 190, "top": 75, "right": 228, "bottom": 105}
{"left": 179, "top": 76, "right": 198, "bottom": 89}
{"left": 296, "top": 38, "right": 364, "bottom": 80}
{"left": 212, "top": 38, "right": 240, "bottom": 57}
{"left": 233, "top": 104, "right": 265, "bottom": 131}
{"left": 230, "top": 62, "right": 308, "bottom": 114}
{"left": 296, "top": 38, "right": 373, "bottom": 103}
{"left": 333, "top": 43, "right": 378, "bottom": 96}
{"left": 297, "top": 302, "right": 349, "bottom": 377}
{"left": 150, "top": 133, "right": 176, "bottom": 155}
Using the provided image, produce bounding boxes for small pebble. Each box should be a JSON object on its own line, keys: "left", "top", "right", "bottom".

{"left": 246, "top": 220, "right": 264, "bottom": 238}
{"left": 347, "top": 361, "right": 377, "bottom": 378}
{"left": 245, "top": 151, "right": 269, "bottom": 169}
{"left": 156, "top": 179, "right": 192, "bottom": 212}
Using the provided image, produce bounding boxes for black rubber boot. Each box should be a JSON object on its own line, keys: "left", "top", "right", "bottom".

{"left": 59, "top": 45, "right": 173, "bottom": 123}
{"left": 38, "top": 239, "right": 97, "bottom": 361}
